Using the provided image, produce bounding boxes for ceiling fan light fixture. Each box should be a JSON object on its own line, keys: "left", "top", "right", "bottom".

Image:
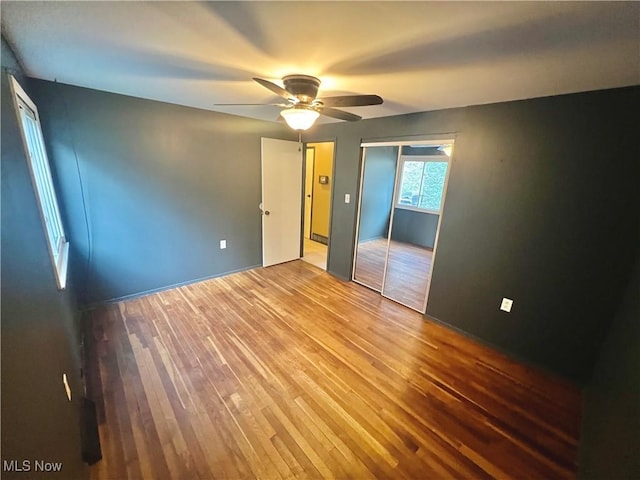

{"left": 280, "top": 106, "right": 320, "bottom": 130}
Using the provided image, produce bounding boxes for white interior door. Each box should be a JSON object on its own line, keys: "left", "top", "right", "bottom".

{"left": 261, "top": 138, "right": 303, "bottom": 267}
{"left": 304, "top": 147, "right": 315, "bottom": 239}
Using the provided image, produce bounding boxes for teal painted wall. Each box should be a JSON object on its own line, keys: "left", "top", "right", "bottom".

{"left": 357, "top": 146, "right": 397, "bottom": 242}
{"left": 579, "top": 252, "right": 640, "bottom": 478}
{"left": 307, "top": 86, "right": 639, "bottom": 384}
{"left": 30, "top": 79, "right": 295, "bottom": 304}
{"left": 390, "top": 209, "right": 438, "bottom": 249}
{"left": 1, "top": 36, "right": 87, "bottom": 480}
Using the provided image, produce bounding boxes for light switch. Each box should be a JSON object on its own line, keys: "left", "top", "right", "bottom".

{"left": 344, "top": 193, "right": 351, "bottom": 204}
{"left": 220, "top": 240, "right": 227, "bottom": 249}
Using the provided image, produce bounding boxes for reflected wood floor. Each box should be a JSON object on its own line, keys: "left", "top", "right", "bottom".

{"left": 301, "top": 238, "right": 327, "bottom": 270}
{"left": 354, "top": 238, "right": 432, "bottom": 311}
{"left": 384, "top": 241, "right": 432, "bottom": 311}
{"left": 353, "top": 238, "right": 387, "bottom": 291}
{"left": 87, "top": 260, "right": 581, "bottom": 480}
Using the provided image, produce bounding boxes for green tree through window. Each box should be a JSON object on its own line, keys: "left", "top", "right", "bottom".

{"left": 397, "top": 160, "right": 448, "bottom": 212}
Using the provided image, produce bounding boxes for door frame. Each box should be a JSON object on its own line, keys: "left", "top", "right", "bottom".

{"left": 303, "top": 146, "right": 316, "bottom": 240}
{"left": 300, "top": 139, "right": 337, "bottom": 269}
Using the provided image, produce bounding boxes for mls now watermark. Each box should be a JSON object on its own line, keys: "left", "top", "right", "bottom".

{"left": 3, "top": 459, "right": 63, "bottom": 473}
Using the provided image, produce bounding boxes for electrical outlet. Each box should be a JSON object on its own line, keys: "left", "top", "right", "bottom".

{"left": 62, "top": 373, "right": 72, "bottom": 401}
{"left": 500, "top": 298, "right": 513, "bottom": 313}
{"left": 220, "top": 240, "right": 227, "bottom": 249}
{"left": 344, "top": 193, "right": 351, "bottom": 204}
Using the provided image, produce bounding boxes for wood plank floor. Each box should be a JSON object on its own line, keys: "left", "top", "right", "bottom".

{"left": 87, "top": 260, "right": 582, "bottom": 480}
{"left": 354, "top": 238, "right": 432, "bottom": 311}
{"left": 353, "top": 238, "right": 388, "bottom": 291}
{"left": 384, "top": 241, "right": 432, "bottom": 311}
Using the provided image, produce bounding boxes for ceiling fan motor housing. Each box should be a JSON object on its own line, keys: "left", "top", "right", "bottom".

{"left": 283, "top": 75, "right": 321, "bottom": 103}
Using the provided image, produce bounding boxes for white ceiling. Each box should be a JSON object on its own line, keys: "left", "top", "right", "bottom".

{"left": 2, "top": 1, "right": 639, "bottom": 124}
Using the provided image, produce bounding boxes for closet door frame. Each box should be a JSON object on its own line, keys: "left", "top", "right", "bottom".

{"left": 353, "top": 137, "right": 455, "bottom": 313}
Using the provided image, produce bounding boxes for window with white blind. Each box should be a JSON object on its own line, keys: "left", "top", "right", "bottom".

{"left": 9, "top": 75, "right": 69, "bottom": 289}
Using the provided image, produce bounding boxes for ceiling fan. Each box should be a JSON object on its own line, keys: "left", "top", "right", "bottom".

{"left": 215, "top": 75, "right": 383, "bottom": 130}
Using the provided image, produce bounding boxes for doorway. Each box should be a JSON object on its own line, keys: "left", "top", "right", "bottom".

{"left": 301, "top": 142, "right": 334, "bottom": 270}
{"left": 352, "top": 139, "right": 453, "bottom": 312}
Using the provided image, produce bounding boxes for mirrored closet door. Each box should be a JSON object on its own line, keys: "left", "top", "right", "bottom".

{"left": 353, "top": 140, "right": 453, "bottom": 312}
{"left": 352, "top": 145, "right": 398, "bottom": 291}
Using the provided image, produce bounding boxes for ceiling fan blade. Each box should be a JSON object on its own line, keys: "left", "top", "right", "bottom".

{"left": 318, "top": 94, "right": 383, "bottom": 108}
{"left": 214, "top": 103, "right": 289, "bottom": 106}
{"left": 319, "top": 107, "right": 362, "bottom": 122}
{"left": 253, "top": 77, "right": 297, "bottom": 101}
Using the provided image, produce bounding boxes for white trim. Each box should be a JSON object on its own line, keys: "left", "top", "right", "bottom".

{"left": 379, "top": 146, "right": 402, "bottom": 295}
{"left": 8, "top": 74, "right": 69, "bottom": 290}
{"left": 351, "top": 148, "right": 366, "bottom": 282}
{"left": 394, "top": 204, "right": 441, "bottom": 215}
{"left": 421, "top": 143, "right": 454, "bottom": 313}
{"left": 361, "top": 138, "right": 455, "bottom": 147}
{"left": 399, "top": 154, "right": 449, "bottom": 161}
{"left": 9, "top": 75, "right": 38, "bottom": 114}
{"left": 55, "top": 241, "right": 69, "bottom": 290}
{"left": 352, "top": 146, "right": 387, "bottom": 292}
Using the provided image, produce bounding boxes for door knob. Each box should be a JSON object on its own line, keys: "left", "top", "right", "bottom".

{"left": 264, "top": 210, "right": 270, "bottom": 215}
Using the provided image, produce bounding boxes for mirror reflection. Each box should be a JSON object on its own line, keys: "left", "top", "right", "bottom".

{"left": 352, "top": 146, "right": 398, "bottom": 291}
{"left": 353, "top": 142, "right": 452, "bottom": 312}
{"left": 383, "top": 146, "right": 449, "bottom": 310}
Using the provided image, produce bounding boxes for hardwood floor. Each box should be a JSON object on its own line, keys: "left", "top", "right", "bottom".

{"left": 353, "top": 238, "right": 387, "bottom": 291}
{"left": 354, "top": 238, "right": 432, "bottom": 311}
{"left": 384, "top": 241, "right": 432, "bottom": 311}
{"left": 87, "top": 260, "right": 581, "bottom": 480}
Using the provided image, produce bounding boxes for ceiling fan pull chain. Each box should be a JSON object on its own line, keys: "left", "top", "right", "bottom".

{"left": 298, "top": 132, "right": 302, "bottom": 151}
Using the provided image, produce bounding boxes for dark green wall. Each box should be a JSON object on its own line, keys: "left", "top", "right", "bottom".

{"left": 307, "top": 87, "right": 639, "bottom": 383}
{"left": 579, "top": 252, "right": 639, "bottom": 479}
{"left": 390, "top": 209, "right": 438, "bottom": 249}
{"left": 1, "top": 37, "right": 87, "bottom": 480}
{"left": 29, "top": 79, "right": 295, "bottom": 304}
{"left": 357, "top": 146, "right": 397, "bottom": 242}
